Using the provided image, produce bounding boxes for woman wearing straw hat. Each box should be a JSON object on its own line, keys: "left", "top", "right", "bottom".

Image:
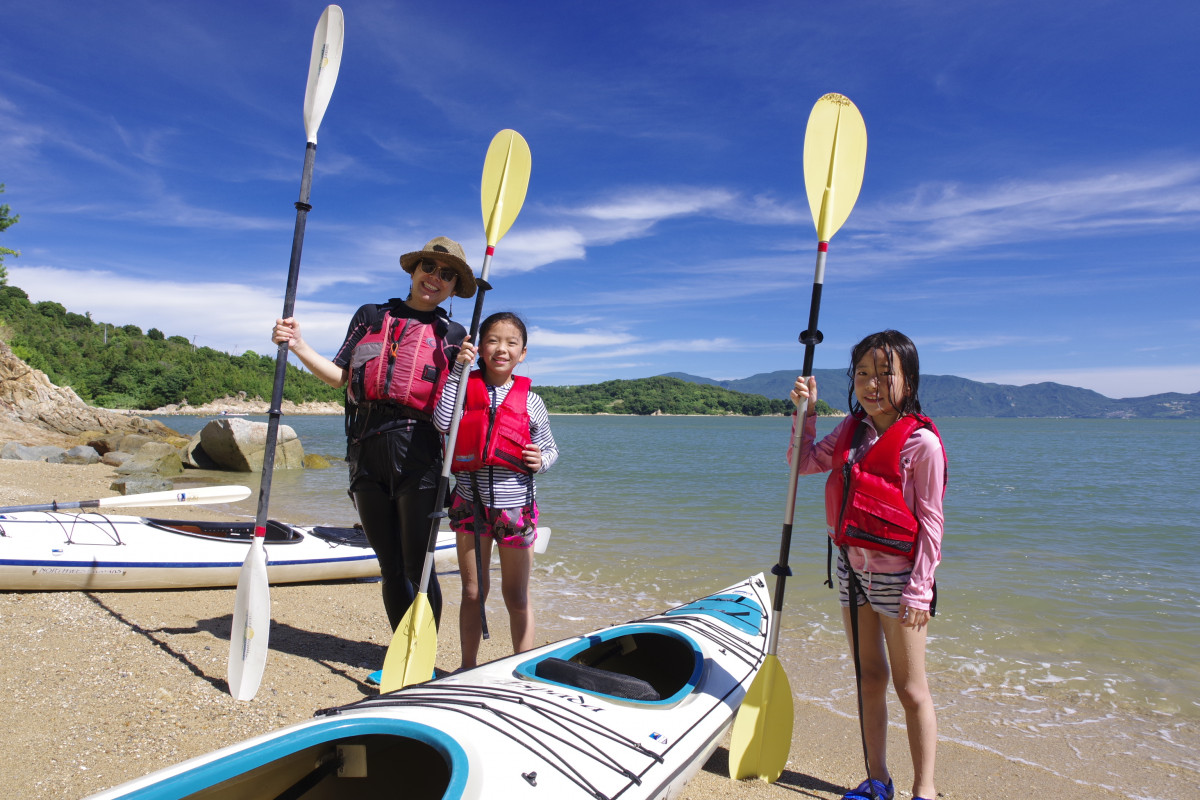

{"left": 273, "top": 236, "right": 475, "bottom": 642}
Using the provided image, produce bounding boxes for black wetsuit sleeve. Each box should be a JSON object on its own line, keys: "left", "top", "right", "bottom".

{"left": 332, "top": 304, "right": 383, "bottom": 369}
{"left": 443, "top": 320, "right": 467, "bottom": 364}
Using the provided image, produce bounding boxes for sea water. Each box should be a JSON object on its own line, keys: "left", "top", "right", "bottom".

{"left": 166, "top": 413, "right": 1199, "bottom": 798}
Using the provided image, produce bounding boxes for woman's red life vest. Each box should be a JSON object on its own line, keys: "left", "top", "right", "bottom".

{"left": 451, "top": 371, "right": 533, "bottom": 474}
{"left": 346, "top": 311, "right": 450, "bottom": 416}
{"left": 826, "top": 412, "right": 945, "bottom": 559}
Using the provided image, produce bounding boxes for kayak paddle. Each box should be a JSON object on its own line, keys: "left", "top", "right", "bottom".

{"left": 227, "top": 4, "right": 344, "bottom": 702}
{"left": 729, "top": 92, "right": 867, "bottom": 782}
{"left": 0, "top": 485, "right": 252, "bottom": 514}
{"left": 379, "top": 129, "right": 531, "bottom": 693}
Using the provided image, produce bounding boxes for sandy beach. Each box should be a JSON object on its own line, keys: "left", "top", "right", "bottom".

{"left": 0, "top": 460, "right": 1136, "bottom": 800}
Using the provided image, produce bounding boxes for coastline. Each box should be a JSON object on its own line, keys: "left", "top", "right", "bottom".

{"left": 136, "top": 397, "right": 344, "bottom": 417}
{"left": 0, "top": 460, "right": 1138, "bottom": 800}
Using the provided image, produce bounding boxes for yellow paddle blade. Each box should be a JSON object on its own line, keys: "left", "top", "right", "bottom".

{"left": 729, "top": 654, "right": 793, "bottom": 782}
{"left": 481, "top": 129, "right": 532, "bottom": 246}
{"left": 803, "top": 93, "right": 867, "bottom": 243}
{"left": 379, "top": 595, "right": 437, "bottom": 693}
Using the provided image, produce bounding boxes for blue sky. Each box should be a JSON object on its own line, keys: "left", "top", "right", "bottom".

{"left": 4, "top": 0, "right": 1198, "bottom": 398}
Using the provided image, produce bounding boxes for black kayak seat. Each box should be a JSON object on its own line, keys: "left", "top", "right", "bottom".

{"left": 535, "top": 657, "right": 661, "bottom": 701}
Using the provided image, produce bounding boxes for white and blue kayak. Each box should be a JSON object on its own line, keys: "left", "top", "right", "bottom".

{"left": 0, "top": 511, "right": 551, "bottom": 591}
{"left": 86, "top": 574, "right": 770, "bottom": 800}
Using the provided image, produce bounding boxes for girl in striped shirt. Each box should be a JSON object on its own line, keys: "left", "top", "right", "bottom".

{"left": 434, "top": 312, "right": 559, "bottom": 669}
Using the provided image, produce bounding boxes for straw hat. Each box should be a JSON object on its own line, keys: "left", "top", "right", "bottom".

{"left": 399, "top": 236, "right": 477, "bottom": 298}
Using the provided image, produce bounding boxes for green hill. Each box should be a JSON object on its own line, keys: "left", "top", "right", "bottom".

{"left": 536, "top": 376, "right": 797, "bottom": 416}
{"left": 0, "top": 284, "right": 343, "bottom": 410}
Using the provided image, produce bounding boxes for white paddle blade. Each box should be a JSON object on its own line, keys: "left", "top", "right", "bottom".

{"left": 803, "top": 93, "right": 867, "bottom": 242}
{"left": 99, "top": 485, "right": 252, "bottom": 509}
{"left": 303, "top": 5, "right": 345, "bottom": 144}
{"left": 227, "top": 539, "right": 271, "bottom": 701}
{"left": 533, "top": 526, "right": 551, "bottom": 555}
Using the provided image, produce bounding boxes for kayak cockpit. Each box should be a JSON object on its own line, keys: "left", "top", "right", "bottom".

{"left": 144, "top": 519, "right": 303, "bottom": 544}
{"left": 516, "top": 592, "right": 765, "bottom": 704}
{"left": 517, "top": 625, "right": 703, "bottom": 704}
{"left": 136, "top": 719, "right": 467, "bottom": 800}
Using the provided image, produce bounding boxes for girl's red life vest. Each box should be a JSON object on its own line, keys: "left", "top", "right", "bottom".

{"left": 451, "top": 371, "right": 533, "bottom": 474}
{"left": 346, "top": 311, "right": 450, "bottom": 416}
{"left": 826, "top": 411, "right": 946, "bottom": 559}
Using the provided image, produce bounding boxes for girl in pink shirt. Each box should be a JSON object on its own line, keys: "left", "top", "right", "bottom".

{"left": 788, "top": 330, "right": 945, "bottom": 800}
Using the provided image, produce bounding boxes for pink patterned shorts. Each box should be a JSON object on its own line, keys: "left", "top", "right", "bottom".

{"left": 448, "top": 493, "right": 538, "bottom": 550}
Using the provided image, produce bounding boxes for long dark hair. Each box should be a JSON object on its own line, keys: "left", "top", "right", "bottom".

{"left": 846, "top": 329, "right": 923, "bottom": 417}
{"left": 475, "top": 311, "right": 528, "bottom": 379}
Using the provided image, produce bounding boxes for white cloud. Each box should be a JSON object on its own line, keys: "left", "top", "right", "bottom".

{"left": 8, "top": 265, "right": 353, "bottom": 357}
{"left": 858, "top": 159, "right": 1200, "bottom": 259}
{"left": 525, "top": 335, "right": 743, "bottom": 377}
{"left": 491, "top": 227, "right": 587, "bottom": 272}
{"left": 527, "top": 327, "right": 637, "bottom": 349}
{"left": 574, "top": 188, "right": 736, "bottom": 221}
{"left": 922, "top": 333, "right": 1072, "bottom": 353}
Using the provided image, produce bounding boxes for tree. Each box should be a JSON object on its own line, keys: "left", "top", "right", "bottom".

{"left": 0, "top": 184, "right": 19, "bottom": 285}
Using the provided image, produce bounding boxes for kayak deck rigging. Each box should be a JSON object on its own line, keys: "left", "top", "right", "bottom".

{"left": 80, "top": 576, "right": 769, "bottom": 800}
{"left": 0, "top": 511, "right": 371, "bottom": 549}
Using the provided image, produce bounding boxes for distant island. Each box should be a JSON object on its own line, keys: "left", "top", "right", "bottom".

{"left": 535, "top": 376, "right": 836, "bottom": 417}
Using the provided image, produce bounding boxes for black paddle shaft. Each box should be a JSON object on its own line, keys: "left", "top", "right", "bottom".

{"left": 769, "top": 248, "right": 827, "bottom": 632}
{"left": 423, "top": 278, "right": 495, "bottom": 635}
{"left": 255, "top": 142, "right": 317, "bottom": 533}
{"left": 425, "top": 278, "right": 494, "bottom": 543}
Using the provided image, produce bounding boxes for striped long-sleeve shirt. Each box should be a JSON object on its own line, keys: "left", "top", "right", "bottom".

{"left": 434, "top": 365, "right": 559, "bottom": 509}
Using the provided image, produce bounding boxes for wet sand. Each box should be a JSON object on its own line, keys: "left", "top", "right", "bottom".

{"left": 0, "top": 460, "right": 1136, "bottom": 799}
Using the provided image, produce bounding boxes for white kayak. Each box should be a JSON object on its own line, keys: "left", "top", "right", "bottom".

{"left": 0, "top": 511, "right": 551, "bottom": 591}
{"left": 85, "top": 574, "right": 770, "bottom": 800}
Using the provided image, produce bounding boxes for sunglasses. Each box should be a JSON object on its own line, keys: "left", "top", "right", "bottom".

{"left": 418, "top": 260, "right": 458, "bottom": 283}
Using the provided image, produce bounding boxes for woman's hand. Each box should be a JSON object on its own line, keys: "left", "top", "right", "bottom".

{"left": 273, "top": 317, "right": 302, "bottom": 347}
{"left": 522, "top": 444, "right": 542, "bottom": 472}
{"left": 790, "top": 375, "right": 818, "bottom": 414}
{"left": 270, "top": 317, "right": 346, "bottom": 389}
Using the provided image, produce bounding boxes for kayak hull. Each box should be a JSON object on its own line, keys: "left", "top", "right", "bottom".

{"left": 0, "top": 511, "right": 550, "bottom": 591}
{"left": 85, "top": 574, "right": 771, "bottom": 800}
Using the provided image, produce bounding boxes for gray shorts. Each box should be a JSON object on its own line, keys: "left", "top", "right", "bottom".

{"left": 836, "top": 552, "right": 911, "bottom": 619}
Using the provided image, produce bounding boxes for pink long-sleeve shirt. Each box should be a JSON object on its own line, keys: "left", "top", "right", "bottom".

{"left": 788, "top": 413, "right": 946, "bottom": 611}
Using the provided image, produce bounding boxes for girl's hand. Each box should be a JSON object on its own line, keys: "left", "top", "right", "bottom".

{"left": 899, "top": 604, "right": 930, "bottom": 630}
{"left": 522, "top": 444, "right": 542, "bottom": 472}
{"left": 456, "top": 337, "right": 477, "bottom": 365}
{"left": 789, "top": 375, "right": 818, "bottom": 414}
{"left": 273, "top": 317, "right": 302, "bottom": 346}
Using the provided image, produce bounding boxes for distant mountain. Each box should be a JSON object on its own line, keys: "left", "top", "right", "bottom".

{"left": 663, "top": 369, "right": 851, "bottom": 406}
{"left": 661, "top": 370, "right": 1200, "bottom": 419}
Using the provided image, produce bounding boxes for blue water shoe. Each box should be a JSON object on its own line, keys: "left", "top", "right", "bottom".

{"left": 842, "top": 778, "right": 894, "bottom": 800}
{"left": 366, "top": 667, "right": 437, "bottom": 686}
